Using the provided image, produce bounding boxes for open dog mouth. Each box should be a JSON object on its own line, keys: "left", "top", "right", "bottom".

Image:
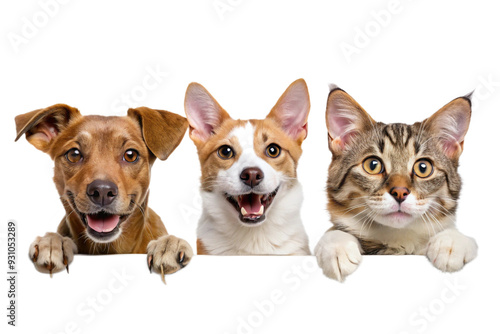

{"left": 226, "top": 187, "right": 279, "bottom": 224}
{"left": 80, "top": 211, "right": 129, "bottom": 241}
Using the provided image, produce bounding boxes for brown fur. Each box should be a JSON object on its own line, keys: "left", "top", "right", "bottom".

{"left": 196, "top": 239, "right": 208, "bottom": 255}
{"left": 15, "top": 104, "right": 189, "bottom": 256}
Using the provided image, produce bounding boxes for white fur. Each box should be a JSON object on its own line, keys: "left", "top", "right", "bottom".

{"left": 367, "top": 193, "right": 431, "bottom": 229}
{"left": 197, "top": 122, "right": 310, "bottom": 255}
{"left": 426, "top": 228, "right": 477, "bottom": 272}
{"left": 217, "top": 123, "right": 281, "bottom": 197}
{"left": 314, "top": 230, "right": 362, "bottom": 282}
{"left": 315, "top": 214, "right": 478, "bottom": 281}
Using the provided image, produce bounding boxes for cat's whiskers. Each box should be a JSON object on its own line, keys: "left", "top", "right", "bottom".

{"left": 423, "top": 211, "right": 438, "bottom": 237}
{"left": 419, "top": 213, "right": 433, "bottom": 238}
{"left": 426, "top": 208, "right": 448, "bottom": 232}
{"left": 357, "top": 210, "right": 377, "bottom": 238}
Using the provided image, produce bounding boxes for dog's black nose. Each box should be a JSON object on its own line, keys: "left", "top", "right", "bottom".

{"left": 86, "top": 180, "right": 118, "bottom": 207}
{"left": 240, "top": 167, "right": 264, "bottom": 188}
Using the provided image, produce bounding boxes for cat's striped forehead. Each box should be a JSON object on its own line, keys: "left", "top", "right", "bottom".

{"left": 359, "top": 122, "right": 429, "bottom": 163}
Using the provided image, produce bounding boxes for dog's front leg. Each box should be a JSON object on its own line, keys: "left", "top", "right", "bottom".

{"left": 146, "top": 235, "right": 193, "bottom": 283}
{"left": 29, "top": 232, "right": 78, "bottom": 276}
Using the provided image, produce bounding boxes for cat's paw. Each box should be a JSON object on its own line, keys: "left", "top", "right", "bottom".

{"left": 426, "top": 229, "right": 477, "bottom": 272}
{"left": 314, "top": 230, "right": 362, "bottom": 282}
{"left": 147, "top": 235, "right": 193, "bottom": 283}
{"left": 29, "top": 232, "right": 77, "bottom": 276}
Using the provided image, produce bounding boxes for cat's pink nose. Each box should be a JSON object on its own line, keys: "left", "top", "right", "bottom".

{"left": 390, "top": 187, "right": 410, "bottom": 203}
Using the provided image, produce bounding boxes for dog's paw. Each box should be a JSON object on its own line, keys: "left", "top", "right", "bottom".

{"left": 314, "top": 230, "right": 362, "bottom": 282}
{"left": 147, "top": 235, "right": 193, "bottom": 283}
{"left": 426, "top": 229, "right": 478, "bottom": 272}
{"left": 29, "top": 232, "right": 77, "bottom": 276}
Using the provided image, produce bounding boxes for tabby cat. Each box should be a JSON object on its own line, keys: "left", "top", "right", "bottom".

{"left": 315, "top": 86, "right": 478, "bottom": 281}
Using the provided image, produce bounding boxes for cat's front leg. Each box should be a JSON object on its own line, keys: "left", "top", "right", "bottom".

{"left": 314, "top": 229, "right": 362, "bottom": 282}
{"left": 426, "top": 228, "right": 477, "bottom": 272}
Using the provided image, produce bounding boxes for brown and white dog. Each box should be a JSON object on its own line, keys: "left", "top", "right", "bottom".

{"left": 15, "top": 104, "right": 193, "bottom": 281}
{"left": 184, "top": 79, "right": 311, "bottom": 255}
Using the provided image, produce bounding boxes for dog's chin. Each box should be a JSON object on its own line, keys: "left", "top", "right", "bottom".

{"left": 79, "top": 211, "right": 130, "bottom": 243}
{"left": 225, "top": 187, "right": 279, "bottom": 227}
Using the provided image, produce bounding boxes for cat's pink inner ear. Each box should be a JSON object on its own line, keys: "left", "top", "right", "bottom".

{"left": 268, "top": 79, "right": 310, "bottom": 142}
{"left": 184, "top": 83, "right": 228, "bottom": 142}
{"left": 428, "top": 97, "right": 471, "bottom": 158}
{"left": 326, "top": 89, "right": 373, "bottom": 149}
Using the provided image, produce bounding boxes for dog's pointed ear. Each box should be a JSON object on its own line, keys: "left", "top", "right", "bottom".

{"left": 15, "top": 104, "right": 81, "bottom": 153}
{"left": 184, "top": 82, "right": 231, "bottom": 143}
{"left": 128, "top": 107, "right": 188, "bottom": 161}
{"left": 424, "top": 94, "right": 472, "bottom": 160}
{"left": 326, "top": 86, "right": 376, "bottom": 153}
{"left": 267, "top": 79, "right": 310, "bottom": 143}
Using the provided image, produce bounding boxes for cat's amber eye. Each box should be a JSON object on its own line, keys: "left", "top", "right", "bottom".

{"left": 123, "top": 149, "right": 139, "bottom": 163}
{"left": 217, "top": 145, "right": 235, "bottom": 159}
{"left": 266, "top": 144, "right": 281, "bottom": 158}
{"left": 413, "top": 159, "right": 433, "bottom": 178}
{"left": 362, "top": 157, "right": 384, "bottom": 175}
{"left": 65, "top": 148, "right": 83, "bottom": 163}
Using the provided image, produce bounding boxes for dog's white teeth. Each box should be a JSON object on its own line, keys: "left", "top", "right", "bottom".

{"left": 263, "top": 195, "right": 268, "bottom": 201}
{"left": 241, "top": 207, "right": 248, "bottom": 216}
{"left": 257, "top": 205, "right": 264, "bottom": 215}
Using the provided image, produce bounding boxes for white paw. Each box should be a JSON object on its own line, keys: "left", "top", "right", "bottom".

{"left": 29, "top": 232, "right": 77, "bottom": 275}
{"left": 314, "top": 230, "right": 362, "bottom": 282}
{"left": 147, "top": 235, "right": 193, "bottom": 282}
{"left": 426, "top": 229, "right": 477, "bottom": 272}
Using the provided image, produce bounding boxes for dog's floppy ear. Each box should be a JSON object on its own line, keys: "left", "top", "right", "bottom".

{"left": 184, "top": 82, "right": 231, "bottom": 143}
{"left": 15, "top": 104, "right": 81, "bottom": 153}
{"left": 267, "top": 79, "right": 310, "bottom": 144}
{"left": 128, "top": 107, "right": 188, "bottom": 161}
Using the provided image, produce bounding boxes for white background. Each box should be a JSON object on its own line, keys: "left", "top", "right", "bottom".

{"left": 1, "top": 0, "right": 498, "bottom": 333}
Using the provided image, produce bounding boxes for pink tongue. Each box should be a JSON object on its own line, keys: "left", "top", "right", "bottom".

{"left": 240, "top": 194, "right": 262, "bottom": 215}
{"left": 86, "top": 214, "right": 120, "bottom": 233}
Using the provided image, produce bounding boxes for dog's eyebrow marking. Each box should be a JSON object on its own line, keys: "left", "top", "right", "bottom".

{"left": 79, "top": 131, "right": 92, "bottom": 139}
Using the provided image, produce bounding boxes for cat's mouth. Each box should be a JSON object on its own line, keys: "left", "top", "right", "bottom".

{"left": 375, "top": 209, "right": 414, "bottom": 228}
{"left": 384, "top": 211, "right": 412, "bottom": 219}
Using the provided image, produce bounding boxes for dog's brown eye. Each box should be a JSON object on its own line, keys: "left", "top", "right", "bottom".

{"left": 217, "top": 145, "right": 234, "bottom": 159}
{"left": 123, "top": 149, "right": 139, "bottom": 163}
{"left": 266, "top": 144, "right": 281, "bottom": 158}
{"left": 413, "top": 159, "right": 433, "bottom": 178}
{"left": 65, "top": 148, "right": 83, "bottom": 163}
{"left": 362, "top": 157, "right": 384, "bottom": 175}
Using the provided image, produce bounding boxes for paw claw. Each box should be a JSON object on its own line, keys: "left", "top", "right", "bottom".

{"left": 160, "top": 264, "right": 166, "bottom": 285}
{"left": 32, "top": 245, "right": 39, "bottom": 262}
{"left": 147, "top": 255, "right": 153, "bottom": 273}
{"left": 29, "top": 233, "right": 76, "bottom": 275}
{"left": 146, "top": 235, "right": 193, "bottom": 281}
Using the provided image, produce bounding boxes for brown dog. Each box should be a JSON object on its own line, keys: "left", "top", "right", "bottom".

{"left": 15, "top": 104, "right": 193, "bottom": 281}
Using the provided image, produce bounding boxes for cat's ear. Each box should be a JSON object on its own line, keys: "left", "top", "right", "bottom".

{"left": 425, "top": 94, "right": 472, "bottom": 159}
{"left": 326, "top": 85, "right": 375, "bottom": 153}
{"left": 184, "top": 82, "right": 231, "bottom": 144}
